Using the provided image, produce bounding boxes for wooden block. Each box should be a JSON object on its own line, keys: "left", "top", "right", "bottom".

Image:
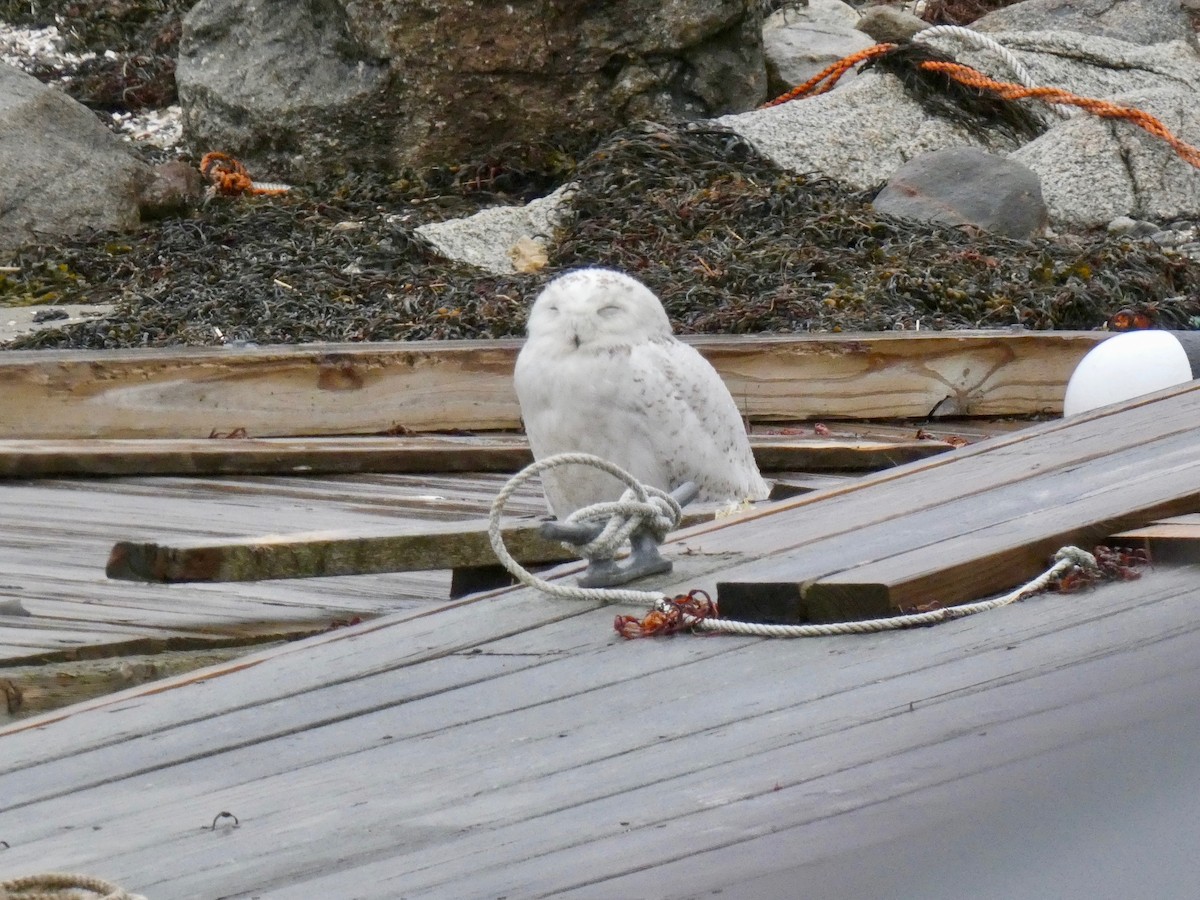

{"left": 711, "top": 382, "right": 1200, "bottom": 622}
{"left": 0, "top": 332, "right": 1107, "bottom": 439}
{"left": 1109, "top": 514, "right": 1200, "bottom": 564}
{"left": 105, "top": 519, "right": 567, "bottom": 583}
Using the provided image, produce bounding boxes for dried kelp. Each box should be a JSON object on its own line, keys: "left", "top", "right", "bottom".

{"left": 5, "top": 121, "right": 1200, "bottom": 350}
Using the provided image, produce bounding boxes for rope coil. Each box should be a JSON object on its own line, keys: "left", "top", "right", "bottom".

{"left": 487, "top": 453, "right": 675, "bottom": 604}
{"left": 0, "top": 873, "right": 146, "bottom": 900}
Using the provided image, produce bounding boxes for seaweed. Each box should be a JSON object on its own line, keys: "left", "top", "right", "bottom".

{"left": 2, "top": 0, "right": 185, "bottom": 113}
{"left": 5, "top": 120, "right": 1198, "bottom": 351}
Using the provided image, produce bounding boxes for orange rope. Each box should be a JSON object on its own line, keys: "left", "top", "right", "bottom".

{"left": 200, "top": 151, "right": 290, "bottom": 197}
{"left": 614, "top": 590, "right": 718, "bottom": 639}
{"left": 762, "top": 42, "right": 897, "bottom": 107}
{"left": 920, "top": 61, "right": 1200, "bottom": 170}
{"left": 761, "top": 45, "right": 1200, "bottom": 171}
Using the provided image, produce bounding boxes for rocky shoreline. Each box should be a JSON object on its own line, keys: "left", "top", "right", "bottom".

{"left": 2, "top": 0, "right": 1199, "bottom": 350}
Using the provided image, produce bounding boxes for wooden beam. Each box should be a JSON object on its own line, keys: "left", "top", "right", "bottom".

{"left": 705, "top": 381, "right": 1200, "bottom": 622}
{"left": 1, "top": 644, "right": 284, "bottom": 722}
{"left": 0, "top": 434, "right": 952, "bottom": 479}
{"left": 795, "top": 440, "right": 1200, "bottom": 619}
{"left": 1109, "top": 514, "right": 1200, "bottom": 564}
{"left": 101, "top": 474, "right": 845, "bottom": 587}
{"left": 105, "top": 508, "right": 732, "bottom": 583}
{"left": 0, "top": 332, "right": 1107, "bottom": 439}
{"left": 105, "top": 519, "right": 566, "bottom": 583}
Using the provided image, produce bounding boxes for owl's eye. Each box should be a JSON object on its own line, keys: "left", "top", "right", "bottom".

{"left": 597, "top": 304, "right": 622, "bottom": 318}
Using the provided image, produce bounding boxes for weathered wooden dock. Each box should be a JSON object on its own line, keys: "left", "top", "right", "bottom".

{"left": 0, "top": 373, "right": 1196, "bottom": 898}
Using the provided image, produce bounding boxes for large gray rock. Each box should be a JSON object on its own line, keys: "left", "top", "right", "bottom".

{"left": 718, "top": 71, "right": 1016, "bottom": 190}
{"left": 972, "top": 0, "right": 1196, "bottom": 46}
{"left": 178, "top": 0, "right": 767, "bottom": 182}
{"left": 719, "top": 31, "right": 1200, "bottom": 192}
{"left": 1011, "top": 87, "right": 1200, "bottom": 227}
{"left": 873, "top": 147, "right": 1047, "bottom": 238}
{"left": 0, "top": 64, "right": 150, "bottom": 258}
{"left": 855, "top": 5, "right": 930, "bottom": 44}
{"left": 948, "top": 32, "right": 1200, "bottom": 101}
{"left": 762, "top": 0, "right": 876, "bottom": 96}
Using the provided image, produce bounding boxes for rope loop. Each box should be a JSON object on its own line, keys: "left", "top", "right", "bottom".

{"left": 488, "top": 453, "right": 671, "bottom": 604}
{"left": 614, "top": 546, "right": 1102, "bottom": 639}
{"left": 0, "top": 872, "right": 146, "bottom": 900}
{"left": 488, "top": 460, "right": 1121, "bottom": 638}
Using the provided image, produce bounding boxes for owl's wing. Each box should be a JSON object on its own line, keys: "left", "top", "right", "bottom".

{"left": 628, "top": 339, "right": 768, "bottom": 503}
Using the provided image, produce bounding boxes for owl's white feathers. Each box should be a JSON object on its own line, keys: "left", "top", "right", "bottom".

{"left": 514, "top": 268, "right": 769, "bottom": 517}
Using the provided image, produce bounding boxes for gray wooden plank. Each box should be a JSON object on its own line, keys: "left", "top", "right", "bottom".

{"left": 0, "top": 566, "right": 1191, "bottom": 898}
{"left": 719, "top": 426, "right": 1200, "bottom": 618}
{"left": 677, "top": 379, "right": 1200, "bottom": 562}
{"left": 0, "top": 470, "right": 549, "bottom": 663}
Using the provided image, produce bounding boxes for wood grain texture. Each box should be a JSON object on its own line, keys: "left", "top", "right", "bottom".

{"left": 0, "top": 558, "right": 1194, "bottom": 898}
{"left": 0, "top": 471, "right": 548, "bottom": 665}
{"left": 0, "top": 384, "right": 1196, "bottom": 897}
{"left": 0, "top": 332, "right": 1107, "bottom": 439}
{"left": 1109, "top": 514, "right": 1200, "bottom": 564}
{"left": 713, "top": 381, "right": 1200, "bottom": 619}
{"left": 0, "top": 433, "right": 951, "bottom": 479}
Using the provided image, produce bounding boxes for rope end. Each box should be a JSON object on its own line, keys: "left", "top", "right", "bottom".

{"left": 613, "top": 589, "right": 717, "bottom": 639}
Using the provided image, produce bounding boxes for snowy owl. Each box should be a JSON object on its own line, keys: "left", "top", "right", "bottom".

{"left": 514, "top": 268, "right": 769, "bottom": 517}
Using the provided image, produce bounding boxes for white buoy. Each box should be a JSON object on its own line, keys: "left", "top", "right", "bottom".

{"left": 1063, "top": 330, "right": 1198, "bottom": 416}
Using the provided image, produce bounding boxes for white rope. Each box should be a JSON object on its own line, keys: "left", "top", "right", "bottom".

{"left": 0, "top": 873, "right": 146, "bottom": 900}
{"left": 662, "top": 546, "right": 1099, "bottom": 637}
{"left": 489, "top": 455, "right": 1098, "bottom": 635}
{"left": 487, "top": 453, "right": 673, "bottom": 604}
{"left": 913, "top": 24, "right": 1075, "bottom": 118}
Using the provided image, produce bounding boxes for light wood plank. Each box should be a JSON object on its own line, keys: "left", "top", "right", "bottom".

{"left": 0, "top": 433, "right": 951, "bottom": 479}
{"left": 0, "top": 332, "right": 1107, "bottom": 439}
{"left": 797, "top": 433, "right": 1200, "bottom": 616}
{"left": 1109, "top": 514, "right": 1200, "bottom": 564}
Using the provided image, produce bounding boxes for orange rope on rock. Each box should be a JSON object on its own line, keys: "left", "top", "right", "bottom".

{"left": 760, "top": 41, "right": 1200, "bottom": 171}
{"left": 762, "top": 42, "right": 897, "bottom": 107}
{"left": 920, "top": 60, "right": 1200, "bottom": 170}
{"left": 200, "top": 151, "right": 291, "bottom": 197}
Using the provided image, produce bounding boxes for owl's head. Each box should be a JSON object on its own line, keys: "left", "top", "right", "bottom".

{"left": 525, "top": 268, "right": 673, "bottom": 352}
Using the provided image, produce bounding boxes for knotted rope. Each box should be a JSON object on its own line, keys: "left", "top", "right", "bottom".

{"left": 489, "top": 456, "right": 1102, "bottom": 637}
{"left": 200, "top": 151, "right": 291, "bottom": 198}
{"left": 0, "top": 873, "right": 146, "bottom": 900}
{"left": 487, "top": 453, "right": 680, "bottom": 604}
